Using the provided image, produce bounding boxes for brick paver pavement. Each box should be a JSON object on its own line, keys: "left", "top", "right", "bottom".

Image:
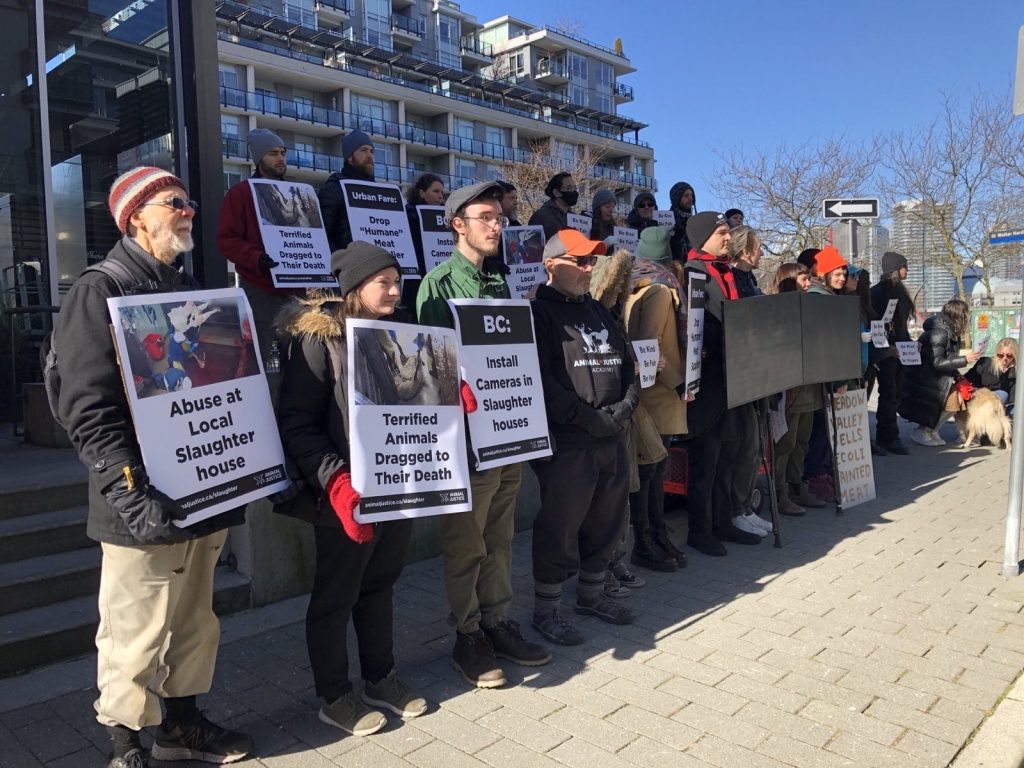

{"left": 2, "top": 425, "right": 1022, "bottom": 768}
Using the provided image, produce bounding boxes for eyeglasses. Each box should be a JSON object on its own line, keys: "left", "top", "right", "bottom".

{"left": 637, "top": 202, "right": 655, "bottom": 209}
{"left": 138, "top": 197, "right": 199, "bottom": 213}
{"left": 557, "top": 255, "right": 599, "bottom": 268}
{"left": 996, "top": 353, "right": 1015, "bottom": 359}
{"left": 459, "top": 215, "right": 508, "bottom": 229}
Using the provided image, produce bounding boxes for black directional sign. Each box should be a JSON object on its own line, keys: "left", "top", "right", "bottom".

{"left": 822, "top": 198, "right": 879, "bottom": 219}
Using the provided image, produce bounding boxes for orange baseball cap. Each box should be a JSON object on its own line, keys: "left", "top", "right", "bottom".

{"left": 543, "top": 228, "right": 608, "bottom": 259}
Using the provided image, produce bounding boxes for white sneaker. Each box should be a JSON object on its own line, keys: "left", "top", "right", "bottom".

{"left": 733, "top": 514, "right": 768, "bottom": 538}
{"left": 911, "top": 426, "right": 936, "bottom": 446}
{"left": 927, "top": 429, "right": 946, "bottom": 446}
{"left": 749, "top": 512, "right": 773, "bottom": 534}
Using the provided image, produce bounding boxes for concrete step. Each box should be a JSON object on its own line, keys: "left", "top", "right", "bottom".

{"left": 0, "top": 547, "right": 101, "bottom": 617}
{"left": 0, "top": 506, "right": 90, "bottom": 563}
{"left": 0, "top": 480, "right": 88, "bottom": 520}
{"left": 0, "top": 568, "right": 252, "bottom": 677}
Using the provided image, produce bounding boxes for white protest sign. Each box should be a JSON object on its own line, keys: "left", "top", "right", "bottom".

{"left": 769, "top": 394, "right": 788, "bottom": 443}
{"left": 567, "top": 212, "right": 591, "bottom": 233}
{"left": 449, "top": 299, "right": 552, "bottom": 470}
{"left": 895, "top": 341, "right": 921, "bottom": 365}
{"left": 107, "top": 287, "right": 289, "bottom": 526}
{"left": 417, "top": 205, "right": 453, "bottom": 273}
{"left": 501, "top": 225, "right": 546, "bottom": 299}
{"left": 685, "top": 272, "right": 706, "bottom": 395}
{"left": 340, "top": 180, "right": 419, "bottom": 276}
{"left": 248, "top": 179, "right": 338, "bottom": 289}
{"left": 655, "top": 210, "right": 675, "bottom": 228}
{"left": 881, "top": 298, "right": 898, "bottom": 323}
{"left": 828, "top": 388, "right": 876, "bottom": 509}
{"left": 870, "top": 320, "right": 889, "bottom": 348}
{"left": 973, "top": 334, "right": 991, "bottom": 354}
{"left": 347, "top": 318, "right": 471, "bottom": 522}
{"left": 614, "top": 226, "right": 638, "bottom": 255}
{"left": 631, "top": 339, "right": 659, "bottom": 389}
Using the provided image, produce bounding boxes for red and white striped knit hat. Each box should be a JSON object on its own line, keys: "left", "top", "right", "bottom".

{"left": 108, "top": 166, "right": 186, "bottom": 233}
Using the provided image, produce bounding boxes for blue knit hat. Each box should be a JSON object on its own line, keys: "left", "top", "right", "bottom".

{"left": 342, "top": 130, "right": 373, "bottom": 161}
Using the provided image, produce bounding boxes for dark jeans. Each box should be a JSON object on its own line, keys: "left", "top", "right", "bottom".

{"left": 804, "top": 407, "right": 832, "bottom": 477}
{"left": 716, "top": 405, "right": 760, "bottom": 515}
{"left": 532, "top": 436, "right": 630, "bottom": 584}
{"left": 306, "top": 519, "right": 412, "bottom": 702}
{"left": 686, "top": 423, "right": 729, "bottom": 537}
{"left": 875, "top": 357, "right": 904, "bottom": 443}
{"left": 629, "top": 437, "right": 671, "bottom": 533}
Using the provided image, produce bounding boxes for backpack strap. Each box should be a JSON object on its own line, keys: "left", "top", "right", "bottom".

{"left": 83, "top": 259, "right": 160, "bottom": 295}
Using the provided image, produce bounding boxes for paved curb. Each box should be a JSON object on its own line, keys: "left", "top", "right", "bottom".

{"left": 950, "top": 673, "right": 1024, "bottom": 767}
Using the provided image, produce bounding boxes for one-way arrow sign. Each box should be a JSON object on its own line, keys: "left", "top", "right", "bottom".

{"left": 822, "top": 198, "right": 879, "bottom": 219}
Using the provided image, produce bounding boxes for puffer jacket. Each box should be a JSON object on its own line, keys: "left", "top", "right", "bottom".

{"left": 898, "top": 312, "right": 966, "bottom": 429}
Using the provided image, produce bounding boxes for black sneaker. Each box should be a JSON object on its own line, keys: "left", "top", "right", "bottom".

{"left": 687, "top": 531, "right": 727, "bottom": 557}
{"left": 108, "top": 748, "right": 148, "bottom": 768}
{"left": 532, "top": 609, "right": 584, "bottom": 646}
{"left": 575, "top": 594, "right": 635, "bottom": 625}
{"left": 484, "top": 620, "right": 551, "bottom": 666}
{"left": 877, "top": 438, "right": 909, "bottom": 455}
{"left": 451, "top": 630, "right": 506, "bottom": 688}
{"left": 151, "top": 711, "right": 252, "bottom": 764}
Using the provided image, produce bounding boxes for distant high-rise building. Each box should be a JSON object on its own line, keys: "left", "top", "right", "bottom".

{"left": 890, "top": 200, "right": 956, "bottom": 312}
{"left": 830, "top": 220, "right": 889, "bottom": 279}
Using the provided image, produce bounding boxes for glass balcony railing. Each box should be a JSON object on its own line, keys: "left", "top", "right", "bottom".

{"left": 390, "top": 14, "right": 425, "bottom": 37}
{"left": 459, "top": 35, "right": 493, "bottom": 58}
{"left": 315, "top": 0, "right": 352, "bottom": 13}
{"left": 614, "top": 82, "right": 634, "bottom": 99}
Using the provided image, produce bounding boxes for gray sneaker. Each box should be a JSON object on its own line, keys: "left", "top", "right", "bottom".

{"left": 575, "top": 594, "right": 635, "bottom": 625}
{"left": 319, "top": 691, "right": 386, "bottom": 736}
{"left": 532, "top": 609, "right": 584, "bottom": 646}
{"left": 603, "top": 570, "right": 632, "bottom": 599}
{"left": 362, "top": 671, "right": 428, "bottom": 718}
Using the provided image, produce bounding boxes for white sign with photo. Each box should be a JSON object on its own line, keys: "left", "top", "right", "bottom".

{"left": 613, "top": 226, "right": 638, "bottom": 255}
{"left": 567, "top": 212, "right": 591, "bottom": 233}
{"left": 449, "top": 299, "right": 552, "bottom": 470}
{"left": 340, "top": 180, "right": 419, "bottom": 276}
{"left": 501, "top": 225, "right": 546, "bottom": 300}
{"left": 631, "top": 339, "right": 659, "bottom": 389}
{"left": 655, "top": 210, "right": 675, "bottom": 228}
{"left": 685, "top": 272, "right": 706, "bottom": 395}
{"left": 107, "top": 287, "right": 289, "bottom": 526}
{"left": 828, "top": 388, "right": 876, "bottom": 509}
{"left": 870, "top": 320, "right": 889, "bottom": 348}
{"left": 247, "top": 179, "right": 338, "bottom": 289}
{"left": 347, "top": 318, "right": 472, "bottom": 522}
{"left": 895, "top": 341, "right": 921, "bottom": 365}
{"left": 417, "top": 205, "right": 453, "bottom": 273}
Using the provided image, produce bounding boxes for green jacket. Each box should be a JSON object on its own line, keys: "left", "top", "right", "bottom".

{"left": 415, "top": 246, "right": 511, "bottom": 329}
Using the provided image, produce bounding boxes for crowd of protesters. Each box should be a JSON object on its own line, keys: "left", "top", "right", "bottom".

{"left": 53, "top": 127, "right": 1016, "bottom": 768}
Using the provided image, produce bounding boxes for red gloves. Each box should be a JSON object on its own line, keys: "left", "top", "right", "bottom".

{"left": 326, "top": 471, "right": 373, "bottom": 543}
{"left": 954, "top": 378, "right": 975, "bottom": 402}
{"left": 460, "top": 380, "right": 478, "bottom": 413}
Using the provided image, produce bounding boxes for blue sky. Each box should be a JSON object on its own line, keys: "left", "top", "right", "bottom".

{"left": 502, "top": 0, "right": 1022, "bottom": 212}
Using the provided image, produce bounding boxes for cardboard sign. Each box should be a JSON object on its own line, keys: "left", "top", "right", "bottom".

{"left": 870, "top": 320, "right": 889, "bottom": 348}
{"left": 417, "top": 205, "right": 453, "bottom": 273}
{"left": 828, "top": 388, "right": 876, "bottom": 509}
{"left": 685, "top": 272, "right": 706, "bottom": 395}
{"left": 895, "top": 341, "right": 921, "bottom": 365}
{"left": 501, "top": 225, "right": 546, "bottom": 299}
{"left": 247, "top": 179, "right": 338, "bottom": 289}
{"left": 107, "top": 288, "right": 289, "bottom": 526}
{"left": 655, "top": 210, "right": 675, "bottom": 228}
{"left": 631, "top": 339, "right": 659, "bottom": 389}
{"left": 567, "top": 212, "right": 592, "bottom": 233}
{"left": 449, "top": 300, "right": 552, "bottom": 470}
{"left": 881, "top": 298, "right": 898, "bottom": 323}
{"left": 613, "top": 226, "right": 638, "bottom": 255}
{"left": 339, "top": 180, "right": 419, "bottom": 275}
{"left": 347, "top": 319, "right": 471, "bottom": 521}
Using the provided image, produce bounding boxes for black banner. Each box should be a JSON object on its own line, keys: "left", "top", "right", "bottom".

{"left": 343, "top": 182, "right": 404, "bottom": 211}
{"left": 454, "top": 303, "right": 535, "bottom": 346}
{"left": 419, "top": 207, "right": 449, "bottom": 232}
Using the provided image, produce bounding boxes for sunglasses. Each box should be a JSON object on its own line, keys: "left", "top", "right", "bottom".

{"left": 637, "top": 202, "right": 655, "bottom": 209}
{"left": 558, "top": 255, "right": 599, "bottom": 268}
{"left": 138, "top": 196, "right": 199, "bottom": 213}
{"left": 996, "top": 353, "right": 1015, "bottom": 359}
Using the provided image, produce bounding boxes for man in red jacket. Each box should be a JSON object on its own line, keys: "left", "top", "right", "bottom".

{"left": 217, "top": 128, "right": 302, "bottom": 366}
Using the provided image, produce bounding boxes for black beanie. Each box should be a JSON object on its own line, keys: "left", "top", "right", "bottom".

{"left": 686, "top": 211, "right": 727, "bottom": 252}
{"left": 881, "top": 251, "right": 908, "bottom": 275}
{"left": 331, "top": 241, "right": 400, "bottom": 296}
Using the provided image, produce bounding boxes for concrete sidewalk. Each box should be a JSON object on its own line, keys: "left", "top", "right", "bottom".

{"left": 1, "top": 422, "right": 1023, "bottom": 768}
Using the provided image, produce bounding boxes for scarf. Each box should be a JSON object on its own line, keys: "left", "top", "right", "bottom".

{"left": 687, "top": 249, "right": 738, "bottom": 300}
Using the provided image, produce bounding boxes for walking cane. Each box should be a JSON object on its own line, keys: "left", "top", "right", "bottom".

{"left": 755, "top": 399, "right": 782, "bottom": 547}
{"left": 825, "top": 383, "right": 844, "bottom": 516}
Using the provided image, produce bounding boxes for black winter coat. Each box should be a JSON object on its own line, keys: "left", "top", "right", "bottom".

{"left": 965, "top": 357, "right": 1016, "bottom": 402}
{"left": 528, "top": 199, "right": 569, "bottom": 239}
{"left": 318, "top": 163, "right": 374, "bottom": 252}
{"left": 870, "top": 278, "right": 914, "bottom": 343}
{"left": 682, "top": 258, "right": 731, "bottom": 439}
{"left": 898, "top": 312, "right": 966, "bottom": 429}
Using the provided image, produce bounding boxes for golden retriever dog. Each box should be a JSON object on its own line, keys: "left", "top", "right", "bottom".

{"left": 955, "top": 388, "right": 1012, "bottom": 449}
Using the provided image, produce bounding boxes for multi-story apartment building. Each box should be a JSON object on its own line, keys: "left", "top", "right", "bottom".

{"left": 831, "top": 220, "right": 890, "bottom": 279}
{"left": 891, "top": 200, "right": 957, "bottom": 312}
{"left": 214, "top": 0, "right": 655, "bottom": 214}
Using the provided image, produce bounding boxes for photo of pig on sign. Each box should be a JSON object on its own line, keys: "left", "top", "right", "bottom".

{"left": 347, "top": 319, "right": 472, "bottom": 522}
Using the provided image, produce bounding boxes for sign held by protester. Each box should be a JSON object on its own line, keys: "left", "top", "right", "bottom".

{"left": 895, "top": 341, "right": 921, "bottom": 365}
{"left": 501, "top": 225, "right": 546, "bottom": 299}
{"left": 685, "top": 272, "right": 706, "bottom": 395}
{"left": 107, "top": 288, "right": 289, "bottom": 526}
{"left": 655, "top": 210, "right": 675, "bottom": 228}
{"left": 870, "top": 320, "right": 889, "bottom": 348}
{"left": 614, "top": 226, "right": 637, "bottom": 255}
{"left": 347, "top": 318, "right": 472, "bottom": 521}
{"left": 449, "top": 300, "right": 552, "bottom": 470}
{"left": 340, "top": 180, "right": 419, "bottom": 276}
{"left": 417, "top": 205, "right": 453, "bottom": 273}
{"left": 881, "top": 299, "right": 898, "bottom": 323}
{"left": 828, "top": 388, "right": 876, "bottom": 509}
{"left": 567, "top": 213, "right": 591, "bottom": 233}
{"left": 248, "top": 179, "right": 338, "bottom": 289}
{"left": 631, "top": 339, "right": 659, "bottom": 389}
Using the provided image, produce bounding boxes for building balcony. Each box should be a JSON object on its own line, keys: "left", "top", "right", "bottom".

{"left": 391, "top": 14, "right": 425, "bottom": 46}
{"left": 613, "top": 82, "right": 634, "bottom": 103}
{"left": 534, "top": 56, "right": 568, "bottom": 85}
{"left": 314, "top": 0, "right": 351, "bottom": 24}
{"left": 459, "top": 35, "right": 494, "bottom": 64}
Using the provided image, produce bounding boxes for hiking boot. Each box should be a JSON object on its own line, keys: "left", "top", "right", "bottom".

{"left": 778, "top": 494, "right": 806, "bottom": 516}
{"left": 877, "top": 438, "right": 909, "bottom": 455}
{"left": 610, "top": 563, "right": 646, "bottom": 589}
{"left": 870, "top": 441, "right": 888, "bottom": 456}
{"left": 652, "top": 525, "right": 688, "bottom": 564}
{"left": 363, "top": 670, "right": 428, "bottom": 718}
{"left": 532, "top": 609, "right": 584, "bottom": 646}
{"left": 575, "top": 594, "right": 635, "bottom": 625}
{"left": 484, "top": 620, "right": 551, "bottom": 666}
{"left": 451, "top": 630, "right": 506, "bottom": 688}
{"left": 732, "top": 514, "right": 768, "bottom": 537}
{"left": 108, "top": 749, "right": 148, "bottom": 768}
{"left": 630, "top": 537, "right": 678, "bottom": 572}
{"left": 687, "top": 531, "right": 727, "bottom": 557}
{"left": 151, "top": 710, "right": 253, "bottom": 763}
{"left": 317, "top": 691, "right": 387, "bottom": 736}
{"left": 713, "top": 524, "right": 763, "bottom": 545}
{"left": 792, "top": 483, "right": 826, "bottom": 508}
{"left": 603, "top": 570, "right": 633, "bottom": 599}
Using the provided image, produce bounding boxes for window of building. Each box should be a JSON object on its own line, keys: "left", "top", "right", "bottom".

{"left": 592, "top": 92, "right": 611, "bottom": 113}
{"left": 484, "top": 125, "right": 504, "bottom": 147}
{"left": 255, "top": 86, "right": 278, "bottom": 115}
{"left": 364, "top": 0, "right": 392, "bottom": 49}
{"left": 352, "top": 93, "right": 388, "bottom": 133}
{"left": 374, "top": 142, "right": 394, "bottom": 168}
{"left": 568, "top": 52, "right": 588, "bottom": 81}
{"left": 456, "top": 158, "right": 476, "bottom": 181}
{"left": 223, "top": 170, "right": 243, "bottom": 193}
{"left": 485, "top": 164, "right": 502, "bottom": 180}
{"left": 569, "top": 84, "right": 587, "bottom": 106}
{"left": 293, "top": 95, "right": 313, "bottom": 121}
{"left": 284, "top": 0, "right": 316, "bottom": 29}
{"left": 595, "top": 61, "right": 612, "bottom": 87}
{"left": 218, "top": 65, "right": 240, "bottom": 89}
{"left": 437, "top": 14, "right": 460, "bottom": 68}
{"left": 220, "top": 115, "right": 241, "bottom": 138}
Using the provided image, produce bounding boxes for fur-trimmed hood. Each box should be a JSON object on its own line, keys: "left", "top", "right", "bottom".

{"left": 590, "top": 248, "right": 633, "bottom": 311}
{"left": 274, "top": 290, "right": 345, "bottom": 343}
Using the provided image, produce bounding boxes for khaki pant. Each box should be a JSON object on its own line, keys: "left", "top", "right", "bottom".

{"left": 94, "top": 531, "right": 227, "bottom": 729}
{"left": 439, "top": 463, "right": 522, "bottom": 634}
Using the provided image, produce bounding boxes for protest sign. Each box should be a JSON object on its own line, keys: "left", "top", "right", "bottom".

{"left": 567, "top": 212, "right": 591, "bottom": 233}
{"left": 614, "top": 226, "right": 637, "bottom": 255}
{"left": 973, "top": 334, "right": 991, "bottom": 354}
{"left": 347, "top": 318, "right": 471, "bottom": 522}
{"left": 828, "top": 388, "right": 876, "bottom": 509}
{"left": 340, "top": 180, "right": 418, "bottom": 275}
{"left": 107, "top": 288, "right": 289, "bottom": 526}
{"left": 895, "top": 341, "right": 921, "bottom": 365}
{"left": 417, "top": 205, "right": 453, "bottom": 273}
{"left": 881, "top": 298, "right": 898, "bottom": 323}
{"left": 655, "top": 210, "right": 675, "bottom": 227}
{"left": 449, "top": 300, "right": 552, "bottom": 470}
{"left": 870, "top": 320, "right": 889, "bottom": 348}
{"left": 501, "top": 225, "right": 546, "bottom": 299}
{"left": 769, "top": 394, "right": 788, "bottom": 443}
{"left": 685, "top": 272, "right": 706, "bottom": 395}
{"left": 631, "top": 339, "right": 659, "bottom": 389}
{"left": 248, "top": 179, "right": 337, "bottom": 289}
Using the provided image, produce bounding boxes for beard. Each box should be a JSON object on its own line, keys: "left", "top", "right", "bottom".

{"left": 465, "top": 228, "right": 499, "bottom": 259}
{"left": 259, "top": 158, "right": 286, "bottom": 180}
{"left": 149, "top": 217, "right": 193, "bottom": 262}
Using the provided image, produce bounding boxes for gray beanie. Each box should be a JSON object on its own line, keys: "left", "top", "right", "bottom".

{"left": 881, "top": 251, "right": 908, "bottom": 275}
{"left": 342, "top": 129, "right": 373, "bottom": 161}
{"left": 247, "top": 128, "right": 286, "bottom": 163}
{"left": 331, "top": 241, "right": 400, "bottom": 296}
{"left": 591, "top": 188, "right": 616, "bottom": 213}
